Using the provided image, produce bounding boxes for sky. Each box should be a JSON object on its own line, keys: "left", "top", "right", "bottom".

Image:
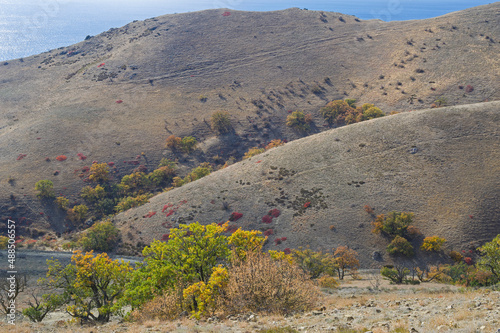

{"left": 73, "top": 0, "right": 496, "bottom": 21}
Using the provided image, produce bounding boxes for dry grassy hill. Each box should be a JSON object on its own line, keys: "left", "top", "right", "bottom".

{"left": 113, "top": 102, "right": 500, "bottom": 266}
{"left": 0, "top": 4, "right": 499, "bottom": 252}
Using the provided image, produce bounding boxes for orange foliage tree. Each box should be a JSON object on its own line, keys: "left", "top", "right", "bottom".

{"left": 333, "top": 246, "right": 360, "bottom": 280}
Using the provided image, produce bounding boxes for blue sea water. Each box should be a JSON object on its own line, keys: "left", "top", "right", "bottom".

{"left": 0, "top": 0, "right": 495, "bottom": 61}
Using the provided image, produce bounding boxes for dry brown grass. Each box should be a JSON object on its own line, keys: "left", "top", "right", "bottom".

{"left": 224, "top": 251, "right": 319, "bottom": 315}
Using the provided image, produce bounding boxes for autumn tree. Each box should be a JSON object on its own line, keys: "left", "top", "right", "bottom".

{"left": 387, "top": 236, "right": 414, "bottom": 257}
{"left": 291, "top": 248, "right": 336, "bottom": 279}
{"left": 41, "top": 251, "right": 132, "bottom": 323}
{"left": 319, "top": 100, "right": 353, "bottom": 126}
{"left": 286, "top": 111, "right": 311, "bottom": 132}
{"left": 333, "top": 246, "right": 360, "bottom": 280}
{"left": 243, "top": 147, "right": 265, "bottom": 160}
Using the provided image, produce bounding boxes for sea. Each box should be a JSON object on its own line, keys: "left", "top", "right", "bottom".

{"left": 0, "top": 0, "right": 495, "bottom": 61}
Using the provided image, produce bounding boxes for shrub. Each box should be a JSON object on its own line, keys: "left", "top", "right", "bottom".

{"left": 80, "top": 185, "right": 106, "bottom": 203}
{"left": 35, "top": 180, "right": 55, "bottom": 199}
{"left": 387, "top": 236, "right": 414, "bottom": 257}
{"left": 265, "top": 139, "right": 285, "bottom": 150}
{"left": 360, "top": 106, "right": 385, "bottom": 121}
{"left": 421, "top": 236, "right": 446, "bottom": 252}
{"left": 381, "top": 265, "right": 410, "bottom": 284}
{"left": 286, "top": 111, "right": 310, "bottom": 132}
{"left": 292, "top": 248, "right": 336, "bottom": 278}
{"left": 319, "top": 100, "right": 353, "bottom": 126}
{"left": 210, "top": 111, "right": 232, "bottom": 134}
{"left": 262, "top": 215, "right": 273, "bottom": 224}
{"left": 78, "top": 220, "right": 120, "bottom": 252}
{"left": 449, "top": 250, "right": 463, "bottom": 263}
{"left": 115, "top": 194, "right": 152, "bottom": 212}
{"left": 465, "top": 85, "right": 474, "bottom": 93}
{"left": 371, "top": 211, "right": 414, "bottom": 238}
{"left": 72, "top": 204, "right": 88, "bottom": 222}
{"left": 317, "top": 275, "right": 339, "bottom": 289}
{"left": 56, "top": 155, "right": 67, "bottom": 161}
{"left": 165, "top": 135, "right": 182, "bottom": 150}
{"left": 55, "top": 196, "right": 69, "bottom": 210}
{"left": 180, "top": 136, "right": 197, "bottom": 153}
{"left": 0, "top": 236, "right": 8, "bottom": 250}
{"left": 243, "top": 147, "right": 265, "bottom": 160}
{"left": 119, "top": 172, "right": 150, "bottom": 194}
{"left": 224, "top": 251, "right": 317, "bottom": 315}
{"left": 364, "top": 205, "right": 374, "bottom": 215}
{"left": 89, "top": 163, "right": 110, "bottom": 183}
{"left": 268, "top": 208, "right": 281, "bottom": 218}
{"left": 22, "top": 293, "right": 62, "bottom": 322}
{"left": 181, "top": 162, "right": 212, "bottom": 185}
{"left": 229, "top": 212, "right": 243, "bottom": 221}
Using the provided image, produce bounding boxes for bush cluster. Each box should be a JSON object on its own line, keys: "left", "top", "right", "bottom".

{"left": 319, "top": 99, "right": 384, "bottom": 126}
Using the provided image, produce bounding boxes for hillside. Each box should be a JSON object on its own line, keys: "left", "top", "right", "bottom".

{"left": 113, "top": 102, "right": 500, "bottom": 266}
{"left": 0, "top": 4, "right": 499, "bottom": 248}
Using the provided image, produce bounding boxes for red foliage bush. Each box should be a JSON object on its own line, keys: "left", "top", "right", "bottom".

{"left": 17, "top": 154, "right": 27, "bottom": 160}
{"left": 56, "top": 155, "right": 67, "bottom": 161}
{"left": 268, "top": 208, "right": 281, "bottom": 218}
{"left": 77, "top": 153, "right": 87, "bottom": 160}
{"left": 283, "top": 248, "right": 291, "bottom": 255}
{"left": 304, "top": 202, "right": 311, "bottom": 208}
{"left": 465, "top": 85, "right": 474, "bottom": 93}
{"left": 45, "top": 157, "right": 50, "bottom": 162}
{"left": 222, "top": 11, "right": 231, "bottom": 16}
{"left": 161, "top": 234, "right": 170, "bottom": 241}
{"left": 225, "top": 225, "right": 239, "bottom": 234}
{"left": 116, "top": 100, "right": 123, "bottom": 104}
{"left": 364, "top": 205, "right": 374, "bottom": 215}
{"left": 82, "top": 166, "right": 90, "bottom": 172}
{"left": 464, "top": 257, "right": 473, "bottom": 265}
{"left": 281, "top": 237, "right": 287, "bottom": 241}
{"left": 165, "top": 210, "right": 175, "bottom": 217}
{"left": 229, "top": 212, "right": 243, "bottom": 221}
{"left": 107, "top": 162, "right": 115, "bottom": 166}
{"left": 162, "top": 204, "right": 173, "bottom": 213}
{"left": 262, "top": 215, "right": 273, "bottom": 224}
{"left": 274, "top": 238, "right": 282, "bottom": 245}
{"left": 143, "top": 211, "right": 156, "bottom": 218}
{"left": 263, "top": 229, "right": 274, "bottom": 236}
{"left": 97, "top": 63, "right": 105, "bottom": 68}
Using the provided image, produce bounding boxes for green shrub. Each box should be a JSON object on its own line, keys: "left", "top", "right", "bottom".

{"left": 291, "top": 248, "right": 336, "bottom": 279}
{"left": 421, "top": 236, "right": 446, "bottom": 252}
{"left": 78, "top": 220, "right": 120, "bottom": 252}
{"left": 80, "top": 185, "right": 106, "bottom": 203}
{"left": 387, "top": 236, "right": 414, "bottom": 257}
{"left": 210, "top": 111, "right": 232, "bottom": 135}
{"left": 35, "top": 180, "right": 55, "bottom": 199}
{"left": 55, "top": 196, "right": 69, "bottom": 210}
{"left": 243, "top": 147, "right": 265, "bottom": 160}
{"left": 181, "top": 136, "right": 197, "bottom": 153}
{"left": 115, "top": 194, "right": 152, "bottom": 212}
{"left": 477, "top": 234, "right": 500, "bottom": 282}
{"left": 89, "top": 163, "right": 110, "bottom": 183}
{"left": 381, "top": 265, "right": 409, "bottom": 284}
{"left": 0, "top": 236, "right": 8, "bottom": 250}
{"left": 72, "top": 204, "right": 89, "bottom": 222}
{"left": 371, "top": 212, "right": 414, "bottom": 238}
{"left": 286, "top": 111, "right": 310, "bottom": 132}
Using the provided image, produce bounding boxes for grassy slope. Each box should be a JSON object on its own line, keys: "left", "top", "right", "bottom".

{"left": 0, "top": 4, "right": 498, "bottom": 249}
{"left": 113, "top": 102, "right": 500, "bottom": 267}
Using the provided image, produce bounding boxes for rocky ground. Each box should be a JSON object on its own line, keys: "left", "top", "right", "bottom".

{"left": 4, "top": 273, "right": 500, "bottom": 333}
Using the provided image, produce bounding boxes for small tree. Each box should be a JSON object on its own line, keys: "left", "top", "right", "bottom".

{"left": 387, "top": 236, "right": 414, "bottom": 257}
{"left": 319, "top": 100, "right": 353, "bottom": 126}
{"left": 35, "top": 180, "right": 54, "bottom": 199}
{"left": 42, "top": 251, "right": 131, "bottom": 323}
{"left": 72, "top": 204, "right": 89, "bottom": 222}
{"left": 22, "top": 292, "right": 62, "bottom": 322}
{"left": 477, "top": 234, "right": 500, "bottom": 281}
{"left": 165, "top": 135, "right": 182, "bottom": 150}
{"left": 381, "top": 265, "right": 409, "bottom": 284}
{"left": 210, "top": 111, "right": 232, "bottom": 135}
{"left": 78, "top": 220, "right": 120, "bottom": 252}
{"left": 421, "top": 236, "right": 446, "bottom": 252}
{"left": 333, "top": 246, "right": 360, "bottom": 280}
